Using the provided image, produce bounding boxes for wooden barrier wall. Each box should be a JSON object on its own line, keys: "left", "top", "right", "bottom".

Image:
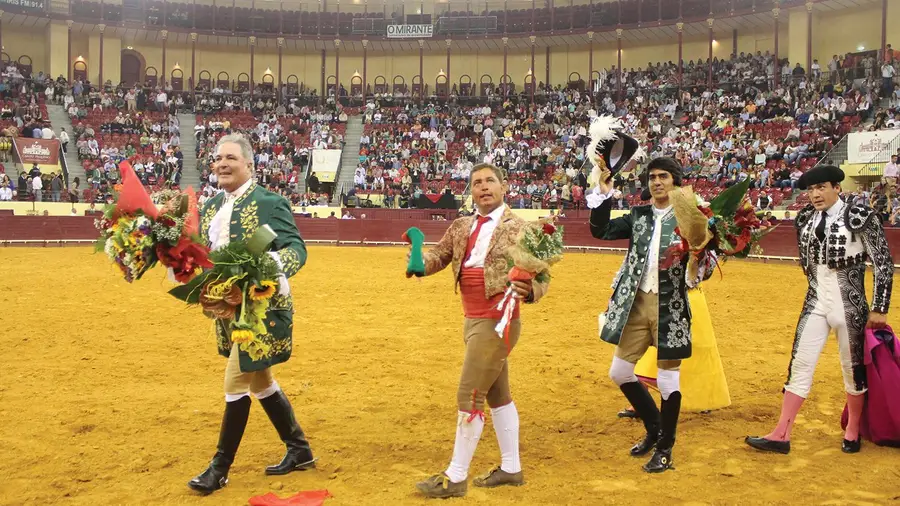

{"left": 5, "top": 214, "right": 900, "bottom": 263}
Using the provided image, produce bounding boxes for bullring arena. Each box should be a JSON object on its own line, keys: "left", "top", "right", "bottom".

{"left": 2, "top": 0, "right": 900, "bottom": 503}
{"left": 1, "top": 231, "right": 900, "bottom": 505}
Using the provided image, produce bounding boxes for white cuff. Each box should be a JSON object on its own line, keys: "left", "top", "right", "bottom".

{"left": 267, "top": 252, "right": 291, "bottom": 297}
{"left": 586, "top": 187, "right": 615, "bottom": 209}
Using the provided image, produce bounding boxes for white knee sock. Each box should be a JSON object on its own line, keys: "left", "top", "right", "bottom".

{"left": 445, "top": 411, "right": 484, "bottom": 483}
{"left": 491, "top": 402, "right": 521, "bottom": 474}
{"left": 253, "top": 381, "right": 281, "bottom": 400}
{"left": 657, "top": 369, "right": 681, "bottom": 401}
{"left": 609, "top": 356, "right": 638, "bottom": 386}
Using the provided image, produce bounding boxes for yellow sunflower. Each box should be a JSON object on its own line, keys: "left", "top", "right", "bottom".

{"left": 231, "top": 329, "right": 255, "bottom": 344}
{"left": 249, "top": 280, "right": 277, "bottom": 301}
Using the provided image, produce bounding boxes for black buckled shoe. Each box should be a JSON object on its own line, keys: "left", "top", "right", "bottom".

{"left": 259, "top": 390, "right": 317, "bottom": 475}
{"left": 619, "top": 382, "right": 660, "bottom": 457}
{"left": 744, "top": 436, "right": 791, "bottom": 455}
{"left": 841, "top": 438, "right": 861, "bottom": 454}
{"left": 630, "top": 432, "right": 657, "bottom": 457}
{"left": 188, "top": 466, "right": 229, "bottom": 495}
{"left": 643, "top": 391, "right": 682, "bottom": 474}
{"left": 188, "top": 396, "right": 251, "bottom": 494}
{"left": 617, "top": 408, "right": 638, "bottom": 419}
{"left": 642, "top": 446, "right": 674, "bottom": 473}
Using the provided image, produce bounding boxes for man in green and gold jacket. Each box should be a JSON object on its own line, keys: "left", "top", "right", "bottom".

{"left": 188, "top": 133, "right": 315, "bottom": 495}
{"left": 588, "top": 156, "right": 715, "bottom": 474}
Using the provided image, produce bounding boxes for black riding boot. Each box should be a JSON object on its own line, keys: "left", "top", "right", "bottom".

{"left": 188, "top": 396, "right": 252, "bottom": 494}
{"left": 259, "top": 390, "right": 316, "bottom": 475}
{"left": 644, "top": 391, "right": 681, "bottom": 473}
{"left": 619, "top": 381, "right": 661, "bottom": 457}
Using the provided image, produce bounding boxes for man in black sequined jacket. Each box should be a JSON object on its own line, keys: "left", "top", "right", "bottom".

{"left": 747, "top": 165, "right": 893, "bottom": 455}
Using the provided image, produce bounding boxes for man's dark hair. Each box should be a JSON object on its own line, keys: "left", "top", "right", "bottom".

{"left": 645, "top": 157, "right": 683, "bottom": 186}
{"left": 470, "top": 163, "right": 506, "bottom": 184}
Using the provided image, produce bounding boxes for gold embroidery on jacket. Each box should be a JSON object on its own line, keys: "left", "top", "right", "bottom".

{"left": 239, "top": 201, "right": 260, "bottom": 240}
{"left": 278, "top": 248, "right": 303, "bottom": 278}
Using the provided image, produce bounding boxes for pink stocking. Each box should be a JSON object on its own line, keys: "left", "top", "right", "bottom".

{"left": 764, "top": 392, "right": 805, "bottom": 441}
{"left": 844, "top": 393, "right": 865, "bottom": 441}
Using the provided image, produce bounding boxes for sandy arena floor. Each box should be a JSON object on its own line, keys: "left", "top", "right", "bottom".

{"left": 2, "top": 246, "right": 899, "bottom": 506}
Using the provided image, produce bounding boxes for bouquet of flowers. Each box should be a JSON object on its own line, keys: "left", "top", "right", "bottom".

{"left": 94, "top": 161, "right": 210, "bottom": 283}
{"left": 168, "top": 226, "right": 281, "bottom": 361}
{"left": 662, "top": 178, "right": 776, "bottom": 279}
{"left": 494, "top": 219, "right": 565, "bottom": 352}
{"left": 153, "top": 190, "right": 213, "bottom": 283}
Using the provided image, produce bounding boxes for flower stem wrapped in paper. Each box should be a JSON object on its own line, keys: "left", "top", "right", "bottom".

{"left": 168, "top": 226, "right": 281, "bottom": 361}
{"left": 494, "top": 219, "right": 564, "bottom": 352}
{"left": 663, "top": 178, "right": 776, "bottom": 278}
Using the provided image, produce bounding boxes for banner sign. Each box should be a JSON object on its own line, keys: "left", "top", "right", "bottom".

{"left": 13, "top": 138, "right": 60, "bottom": 166}
{"left": 310, "top": 149, "right": 341, "bottom": 183}
{"left": 847, "top": 129, "right": 900, "bottom": 164}
{"left": 0, "top": 0, "right": 46, "bottom": 10}
{"left": 387, "top": 24, "right": 434, "bottom": 39}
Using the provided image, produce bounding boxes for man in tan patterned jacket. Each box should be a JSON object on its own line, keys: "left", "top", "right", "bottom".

{"left": 412, "top": 163, "right": 549, "bottom": 499}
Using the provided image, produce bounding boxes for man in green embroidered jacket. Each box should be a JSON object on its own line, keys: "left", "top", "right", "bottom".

{"left": 188, "top": 133, "right": 316, "bottom": 495}
{"left": 588, "top": 156, "right": 714, "bottom": 474}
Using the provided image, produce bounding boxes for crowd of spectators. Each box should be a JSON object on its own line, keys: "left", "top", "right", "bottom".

{"left": 1, "top": 44, "right": 899, "bottom": 214}
{"left": 194, "top": 105, "right": 348, "bottom": 207}
{"left": 349, "top": 48, "right": 900, "bottom": 213}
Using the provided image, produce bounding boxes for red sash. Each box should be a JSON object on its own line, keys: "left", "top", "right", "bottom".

{"left": 460, "top": 267, "right": 519, "bottom": 320}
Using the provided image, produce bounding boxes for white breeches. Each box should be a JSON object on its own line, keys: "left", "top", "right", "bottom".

{"left": 785, "top": 267, "right": 866, "bottom": 398}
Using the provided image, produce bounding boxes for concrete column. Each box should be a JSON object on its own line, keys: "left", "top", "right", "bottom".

{"left": 250, "top": 36, "right": 256, "bottom": 97}
{"left": 191, "top": 32, "right": 197, "bottom": 100}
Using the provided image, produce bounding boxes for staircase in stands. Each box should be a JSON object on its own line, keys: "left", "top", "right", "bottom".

{"left": 47, "top": 104, "right": 84, "bottom": 187}
{"left": 332, "top": 115, "right": 364, "bottom": 206}
{"left": 176, "top": 113, "right": 201, "bottom": 190}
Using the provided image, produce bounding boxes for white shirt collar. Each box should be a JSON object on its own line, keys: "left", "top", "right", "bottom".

{"left": 227, "top": 178, "right": 254, "bottom": 201}
{"left": 477, "top": 203, "right": 507, "bottom": 222}
{"left": 823, "top": 198, "right": 844, "bottom": 218}
{"left": 652, "top": 205, "right": 672, "bottom": 217}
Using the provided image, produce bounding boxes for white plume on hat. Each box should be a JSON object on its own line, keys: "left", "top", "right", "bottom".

{"left": 586, "top": 116, "right": 622, "bottom": 189}
{"left": 586, "top": 115, "right": 623, "bottom": 163}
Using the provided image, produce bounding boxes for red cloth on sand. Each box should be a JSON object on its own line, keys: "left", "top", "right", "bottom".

{"left": 248, "top": 490, "right": 332, "bottom": 506}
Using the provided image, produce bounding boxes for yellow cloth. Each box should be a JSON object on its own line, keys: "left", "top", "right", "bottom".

{"left": 634, "top": 287, "right": 731, "bottom": 412}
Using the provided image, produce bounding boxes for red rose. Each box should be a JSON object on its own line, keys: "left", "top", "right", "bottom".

{"left": 159, "top": 237, "right": 212, "bottom": 283}
{"left": 542, "top": 223, "right": 557, "bottom": 235}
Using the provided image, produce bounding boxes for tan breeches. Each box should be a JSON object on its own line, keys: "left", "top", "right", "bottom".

{"left": 223, "top": 344, "right": 276, "bottom": 398}
{"left": 456, "top": 318, "right": 522, "bottom": 413}
{"left": 614, "top": 291, "right": 682, "bottom": 371}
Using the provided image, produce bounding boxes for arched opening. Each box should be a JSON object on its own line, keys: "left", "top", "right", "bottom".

{"left": 237, "top": 72, "right": 250, "bottom": 93}
{"left": 392, "top": 75, "right": 406, "bottom": 95}
{"left": 17, "top": 55, "right": 33, "bottom": 78}
{"left": 73, "top": 61, "right": 88, "bottom": 82}
{"left": 567, "top": 71, "right": 584, "bottom": 91}
{"left": 145, "top": 66, "right": 159, "bottom": 88}
{"left": 216, "top": 71, "right": 230, "bottom": 90}
{"left": 459, "top": 74, "right": 472, "bottom": 96}
{"left": 374, "top": 75, "right": 387, "bottom": 95}
{"left": 171, "top": 68, "right": 184, "bottom": 91}
{"left": 286, "top": 74, "right": 299, "bottom": 96}
{"left": 198, "top": 70, "right": 212, "bottom": 91}
{"left": 479, "top": 74, "right": 493, "bottom": 97}
{"left": 411, "top": 74, "right": 423, "bottom": 98}
{"left": 120, "top": 48, "right": 146, "bottom": 87}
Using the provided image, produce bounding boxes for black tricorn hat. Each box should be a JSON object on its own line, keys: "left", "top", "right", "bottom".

{"left": 798, "top": 164, "right": 844, "bottom": 190}
{"left": 587, "top": 116, "right": 641, "bottom": 178}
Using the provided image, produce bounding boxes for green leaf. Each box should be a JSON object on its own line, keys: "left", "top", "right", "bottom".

{"left": 168, "top": 270, "right": 213, "bottom": 303}
{"left": 709, "top": 178, "right": 751, "bottom": 218}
